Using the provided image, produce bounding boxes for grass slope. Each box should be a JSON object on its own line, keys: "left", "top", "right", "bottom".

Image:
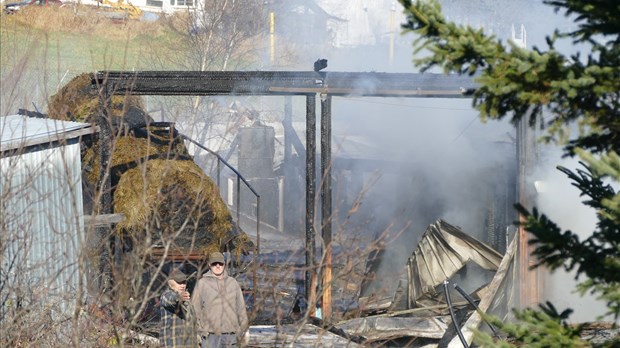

{"left": 0, "top": 5, "right": 174, "bottom": 115}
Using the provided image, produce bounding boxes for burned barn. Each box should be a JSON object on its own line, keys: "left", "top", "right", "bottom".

{"left": 74, "top": 69, "right": 538, "bottom": 346}
{"left": 1, "top": 67, "right": 543, "bottom": 346}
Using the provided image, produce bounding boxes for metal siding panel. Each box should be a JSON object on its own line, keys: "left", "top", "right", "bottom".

{"left": 1, "top": 142, "right": 84, "bottom": 311}
{"left": 1, "top": 114, "right": 92, "bottom": 151}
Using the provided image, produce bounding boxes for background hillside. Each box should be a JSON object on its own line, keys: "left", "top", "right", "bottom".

{"left": 1, "top": 5, "right": 197, "bottom": 116}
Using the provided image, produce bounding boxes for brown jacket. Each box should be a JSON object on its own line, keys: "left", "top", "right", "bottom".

{"left": 191, "top": 270, "right": 248, "bottom": 337}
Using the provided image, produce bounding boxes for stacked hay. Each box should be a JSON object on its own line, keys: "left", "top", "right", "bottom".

{"left": 81, "top": 124, "right": 192, "bottom": 186}
{"left": 48, "top": 73, "right": 254, "bottom": 257}
{"left": 115, "top": 159, "right": 233, "bottom": 253}
{"left": 48, "top": 73, "right": 147, "bottom": 126}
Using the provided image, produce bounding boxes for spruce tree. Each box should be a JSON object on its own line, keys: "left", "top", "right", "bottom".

{"left": 398, "top": 0, "right": 620, "bottom": 346}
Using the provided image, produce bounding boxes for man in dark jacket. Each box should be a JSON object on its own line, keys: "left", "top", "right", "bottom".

{"left": 191, "top": 252, "right": 248, "bottom": 348}
{"left": 160, "top": 268, "right": 198, "bottom": 348}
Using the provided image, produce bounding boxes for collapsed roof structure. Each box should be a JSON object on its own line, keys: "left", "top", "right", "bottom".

{"left": 359, "top": 219, "right": 504, "bottom": 312}
{"left": 340, "top": 219, "right": 517, "bottom": 346}
{"left": 237, "top": 219, "right": 518, "bottom": 346}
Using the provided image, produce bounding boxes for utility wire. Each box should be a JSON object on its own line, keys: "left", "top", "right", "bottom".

{"left": 451, "top": 115, "right": 480, "bottom": 143}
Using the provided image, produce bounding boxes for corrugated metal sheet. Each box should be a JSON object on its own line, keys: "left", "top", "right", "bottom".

{"left": 1, "top": 114, "right": 92, "bottom": 151}
{"left": 358, "top": 219, "right": 503, "bottom": 312}
{"left": 1, "top": 115, "right": 91, "bottom": 312}
{"left": 406, "top": 219, "right": 503, "bottom": 305}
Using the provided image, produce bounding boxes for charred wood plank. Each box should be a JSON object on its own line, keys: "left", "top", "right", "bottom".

{"left": 93, "top": 71, "right": 475, "bottom": 98}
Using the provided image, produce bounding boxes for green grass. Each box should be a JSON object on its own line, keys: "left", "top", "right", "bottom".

{"left": 0, "top": 6, "right": 177, "bottom": 114}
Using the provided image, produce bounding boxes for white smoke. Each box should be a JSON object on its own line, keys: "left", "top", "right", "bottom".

{"left": 533, "top": 145, "right": 612, "bottom": 323}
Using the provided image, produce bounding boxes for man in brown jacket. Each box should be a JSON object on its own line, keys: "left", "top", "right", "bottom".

{"left": 191, "top": 252, "right": 248, "bottom": 348}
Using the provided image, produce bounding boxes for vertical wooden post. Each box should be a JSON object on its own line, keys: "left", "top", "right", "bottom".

{"left": 305, "top": 94, "right": 317, "bottom": 316}
{"left": 96, "top": 77, "right": 114, "bottom": 292}
{"left": 320, "top": 93, "right": 332, "bottom": 321}
{"left": 516, "top": 118, "right": 539, "bottom": 309}
{"left": 283, "top": 96, "right": 293, "bottom": 231}
{"left": 253, "top": 196, "right": 260, "bottom": 306}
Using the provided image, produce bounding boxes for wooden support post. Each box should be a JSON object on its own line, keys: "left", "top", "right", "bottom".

{"left": 305, "top": 94, "right": 317, "bottom": 316}
{"left": 320, "top": 93, "right": 332, "bottom": 321}
{"left": 96, "top": 80, "right": 114, "bottom": 292}
{"left": 283, "top": 96, "right": 293, "bottom": 231}
{"left": 516, "top": 118, "right": 540, "bottom": 309}
{"left": 254, "top": 196, "right": 260, "bottom": 306}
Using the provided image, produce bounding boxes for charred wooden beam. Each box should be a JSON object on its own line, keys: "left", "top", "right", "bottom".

{"left": 320, "top": 93, "right": 333, "bottom": 321}
{"left": 306, "top": 94, "right": 317, "bottom": 316}
{"left": 93, "top": 71, "right": 475, "bottom": 98}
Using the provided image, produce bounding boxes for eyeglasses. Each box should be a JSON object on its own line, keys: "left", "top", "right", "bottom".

{"left": 210, "top": 262, "right": 224, "bottom": 267}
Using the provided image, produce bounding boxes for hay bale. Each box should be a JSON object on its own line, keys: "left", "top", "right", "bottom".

{"left": 48, "top": 73, "right": 148, "bottom": 127}
{"left": 82, "top": 124, "right": 192, "bottom": 186}
{"left": 114, "top": 159, "right": 237, "bottom": 254}
{"left": 49, "top": 74, "right": 253, "bottom": 256}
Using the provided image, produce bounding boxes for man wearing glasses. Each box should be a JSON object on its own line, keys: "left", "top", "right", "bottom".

{"left": 191, "top": 252, "right": 248, "bottom": 348}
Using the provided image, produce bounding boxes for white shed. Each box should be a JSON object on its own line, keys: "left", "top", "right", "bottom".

{"left": 0, "top": 115, "right": 94, "bottom": 312}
